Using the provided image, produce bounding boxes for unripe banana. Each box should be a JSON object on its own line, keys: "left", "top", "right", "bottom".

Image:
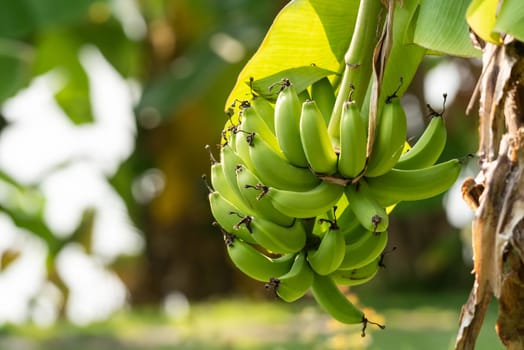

{"left": 365, "top": 95, "right": 407, "bottom": 177}
{"left": 366, "top": 158, "right": 462, "bottom": 205}
{"left": 311, "top": 77, "right": 335, "bottom": 124}
{"left": 335, "top": 204, "right": 365, "bottom": 242}
{"left": 234, "top": 128, "right": 257, "bottom": 171}
{"left": 235, "top": 164, "right": 294, "bottom": 227}
{"left": 248, "top": 133, "right": 320, "bottom": 191}
{"left": 331, "top": 255, "right": 381, "bottom": 286}
{"left": 307, "top": 224, "right": 346, "bottom": 275}
{"left": 338, "top": 230, "right": 388, "bottom": 270}
{"left": 235, "top": 215, "right": 306, "bottom": 255}
{"left": 274, "top": 80, "right": 309, "bottom": 167}
{"left": 250, "top": 95, "right": 275, "bottom": 133}
{"left": 266, "top": 252, "right": 313, "bottom": 302}
{"left": 220, "top": 143, "right": 246, "bottom": 201}
{"left": 311, "top": 273, "right": 365, "bottom": 325}
{"left": 208, "top": 156, "right": 251, "bottom": 214}
{"left": 264, "top": 181, "right": 344, "bottom": 219}
{"left": 395, "top": 115, "right": 447, "bottom": 170}
{"left": 338, "top": 100, "right": 367, "bottom": 178}
{"left": 346, "top": 181, "right": 388, "bottom": 233}
{"left": 299, "top": 100, "right": 338, "bottom": 175}
{"left": 224, "top": 234, "right": 295, "bottom": 282}
{"left": 239, "top": 105, "right": 279, "bottom": 151}
{"left": 208, "top": 191, "right": 255, "bottom": 244}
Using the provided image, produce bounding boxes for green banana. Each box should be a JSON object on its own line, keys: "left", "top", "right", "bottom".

{"left": 311, "top": 77, "right": 335, "bottom": 124}
{"left": 234, "top": 128, "right": 257, "bottom": 171}
{"left": 266, "top": 252, "right": 313, "bottom": 302}
{"left": 219, "top": 143, "right": 247, "bottom": 201}
{"left": 235, "top": 164, "right": 294, "bottom": 227}
{"left": 208, "top": 191, "right": 255, "bottom": 244}
{"left": 299, "top": 100, "right": 338, "bottom": 175}
{"left": 208, "top": 157, "right": 251, "bottom": 214}
{"left": 248, "top": 132, "right": 320, "bottom": 191}
{"left": 366, "top": 158, "right": 462, "bottom": 205}
{"left": 335, "top": 203, "right": 366, "bottom": 242}
{"left": 346, "top": 181, "right": 388, "bottom": 233}
{"left": 264, "top": 181, "right": 344, "bottom": 219}
{"left": 250, "top": 95, "right": 275, "bottom": 133}
{"left": 235, "top": 215, "right": 306, "bottom": 254}
{"left": 338, "top": 230, "right": 388, "bottom": 270}
{"left": 365, "top": 95, "right": 407, "bottom": 177}
{"left": 239, "top": 105, "right": 279, "bottom": 151}
{"left": 395, "top": 115, "right": 447, "bottom": 170}
{"left": 224, "top": 233, "right": 295, "bottom": 282}
{"left": 274, "top": 80, "right": 309, "bottom": 167}
{"left": 307, "top": 223, "right": 346, "bottom": 275}
{"left": 331, "top": 256, "right": 381, "bottom": 287}
{"left": 311, "top": 273, "right": 365, "bottom": 325}
{"left": 338, "top": 100, "right": 368, "bottom": 178}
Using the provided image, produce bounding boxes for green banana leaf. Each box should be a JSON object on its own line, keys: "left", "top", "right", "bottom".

{"left": 414, "top": 0, "right": 480, "bottom": 57}
{"left": 225, "top": 0, "right": 360, "bottom": 110}
{"left": 250, "top": 66, "right": 338, "bottom": 101}
{"left": 494, "top": 0, "right": 524, "bottom": 42}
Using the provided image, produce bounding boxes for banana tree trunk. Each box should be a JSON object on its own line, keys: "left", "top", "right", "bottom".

{"left": 455, "top": 37, "right": 524, "bottom": 350}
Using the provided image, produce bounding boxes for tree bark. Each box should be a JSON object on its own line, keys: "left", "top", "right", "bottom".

{"left": 455, "top": 38, "right": 524, "bottom": 349}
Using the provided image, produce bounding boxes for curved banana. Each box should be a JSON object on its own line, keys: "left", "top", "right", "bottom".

{"left": 395, "top": 115, "right": 447, "bottom": 170}
{"left": 235, "top": 215, "right": 306, "bottom": 254}
{"left": 365, "top": 95, "right": 407, "bottom": 177}
{"left": 266, "top": 252, "right": 313, "bottom": 302}
{"left": 338, "top": 100, "right": 367, "bottom": 178}
{"left": 274, "top": 80, "right": 309, "bottom": 167}
{"left": 311, "top": 77, "right": 335, "bottom": 124}
{"left": 311, "top": 273, "right": 365, "bottom": 325}
{"left": 346, "top": 181, "right": 388, "bottom": 233}
{"left": 209, "top": 157, "right": 251, "bottom": 214}
{"left": 235, "top": 164, "right": 294, "bottom": 227}
{"left": 331, "top": 255, "right": 381, "bottom": 287}
{"left": 307, "top": 225, "right": 346, "bottom": 275}
{"left": 220, "top": 143, "right": 246, "bottom": 201}
{"left": 234, "top": 128, "right": 257, "bottom": 171}
{"left": 248, "top": 132, "right": 320, "bottom": 191}
{"left": 299, "top": 100, "right": 338, "bottom": 175}
{"left": 250, "top": 95, "right": 275, "bottom": 133}
{"left": 265, "top": 181, "right": 344, "bottom": 219}
{"left": 239, "top": 105, "right": 279, "bottom": 151}
{"left": 224, "top": 234, "right": 295, "bottom": 282}
{"left": 366, "top": 158, "right": 462, "bottom": 205}
{"left": 338, "top": 230, "right": 388, "bottom": 270}
{"left": 335, "top": 204, "right": 366, "bottom": 242}
{"left": 208, "top": 191, "right": 255, "bottom": 243}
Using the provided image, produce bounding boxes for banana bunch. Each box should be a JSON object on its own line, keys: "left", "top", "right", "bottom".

{"left": 206, "top": 76, "right": 461, "bottom": 334}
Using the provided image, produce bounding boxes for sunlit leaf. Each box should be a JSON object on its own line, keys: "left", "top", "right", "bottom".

{"left": 494, "top": 0, "right": 524, "bottom": 42}
{"left": 414, "top": 0, "right": 480, "bottom": 57}
{"left": 466, "top": 0, "right": 502, "bottom": 44}
{"left": 225, "top": 0, "right": 360, "bottom": 110}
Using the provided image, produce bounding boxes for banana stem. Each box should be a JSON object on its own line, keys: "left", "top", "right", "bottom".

{"left": 328, "top": 0, "right": 383, "bottom": 147}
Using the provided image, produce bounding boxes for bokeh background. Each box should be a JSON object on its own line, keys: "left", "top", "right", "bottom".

{"left": 0, "top": 1, "right": 503, "bottom": 349}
